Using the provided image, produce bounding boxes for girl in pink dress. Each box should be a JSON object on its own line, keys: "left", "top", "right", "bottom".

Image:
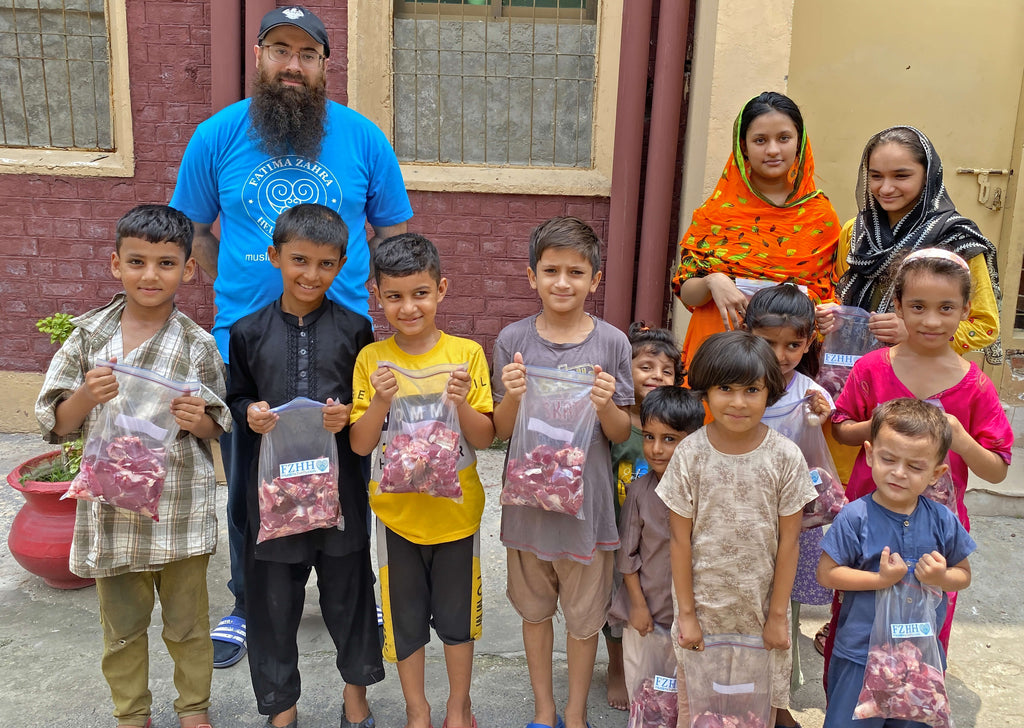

{"left": 830, "top": 248, "right": 1011, "bottom": 655}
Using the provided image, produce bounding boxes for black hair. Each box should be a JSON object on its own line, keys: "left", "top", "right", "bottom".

{"left": 739, "top": 91, "right": 804, "bottom": 143}
{"left": 893, "top": 251, "right": 972, "bottom": 307}
{"left": 528, "top": 216, "right": 602, "bottom": 274}
{"left": 628, "top": 321, "right": 684, "bottom": 384}
{"left": 640, "top": 385, "right": 705, "bottom": 434}
{"left": 686, "top": 330, "right": 787, "bottom": 407}
{"left": 372, "top": 232, "right": 443, "bottom": 284}
{"left": 744, "top": 283, "right": 820, "bottom": 378}
{"left": 864, "top": 126, "right": 927, "bottom": 170}
{"left": 115, "top": 204, "right": 194, "bottom": 258}
{"left": 870, "top": 398, "right": 952, "bottom": 464}
{"left": 272, "top": 203, "right": 349, "bottom": 254}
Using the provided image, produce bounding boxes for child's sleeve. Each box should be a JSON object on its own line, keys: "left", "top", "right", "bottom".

{"left": 490, "top": 332, "right": 512, "bottom": 403}
{"left": 609, "top": 332, "right": 634, "bottom": 407}
{"left": 831, "top": 356, "right": 872, "bottom": 424}
{"left": 940, "top": 507, "right": 978, "bottom": 566}
{"left": 349, "top": 346, "right": 375, "bottom": 425}
{"left": 191, "top": 336, "right": 232, "bottom": 435}
{"left": 968, "top": 371, "right": 1014, "bottom": 464}
{"left": 466, "top": 343, "right": 494, "bottom": 415}
{"left": 34, "top": 328, "right": 89, "bottom": 443}
{"left": 226, "top": 326, "right": 259, "bottom": 432}
{"left": 655, "top": 443, "right": 694, "bottom": 518}
{"left": 616, "top": 484, "right": 644, "bottom": 575}
{"left": 776, "top": 439, "right": 817, "bottom": 517}
{"left": 820, "top": 505, "right": 864, "bottom": 568}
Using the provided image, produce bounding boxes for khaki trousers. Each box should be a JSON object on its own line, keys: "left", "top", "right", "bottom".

{"left": 96, "top": 554, "right": 213, "bottom": 726}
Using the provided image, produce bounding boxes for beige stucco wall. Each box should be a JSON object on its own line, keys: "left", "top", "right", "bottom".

{"left": 671, "top": 0, "right": 797, "bottom": 334}
{"left": 1, "top": 372, "right": 45, "bottom": 434}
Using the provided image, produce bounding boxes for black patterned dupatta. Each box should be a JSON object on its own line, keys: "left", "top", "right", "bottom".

{"left": 836, "top": 125, "right": 1003, "bottom": 364}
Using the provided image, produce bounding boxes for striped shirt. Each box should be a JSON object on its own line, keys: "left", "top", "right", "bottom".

{"left": 35, "top": 294, "right": 231, "bottom": 578}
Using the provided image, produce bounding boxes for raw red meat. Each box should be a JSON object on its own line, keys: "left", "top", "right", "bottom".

{"left": 501, "top": 444, "right": 585, "bottom": 516}
{"left": 802, "top": 466, "right": 847, "bottom": 529}
{"left": 923, "top": 471, "right": 956, "bottom": 512}
{"left": 378, "top": 421, "right": 462, "bottom": 499}
{"left": 627, "top": 677, "right": 678, "bottom": 728}
{"left": 65, "top": 435, "right": 167, "bottom": 520}
{"left": 816, "top": 364, "right": 850, "bottom": 400}
{"left": 258, "top": 466, "right": 340, "bottom": 542}
{"left": 854, "top": 640, "right": 951, "bottom": 727}
{"left": 690, "top": 711, "right": 769, "bottom": 728}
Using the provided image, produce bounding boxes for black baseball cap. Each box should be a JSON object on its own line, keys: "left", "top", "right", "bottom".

{"left": 258, "top": 6, "right": 330, "bottom": 58}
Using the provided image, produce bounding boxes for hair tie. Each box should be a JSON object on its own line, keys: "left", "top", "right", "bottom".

{"left": 901, "top": 248, "right": 969, "bottom": 271}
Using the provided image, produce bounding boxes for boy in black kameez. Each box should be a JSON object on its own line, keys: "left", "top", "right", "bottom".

{"left": 227, "top": 203, "right": 382, "bottom": 728}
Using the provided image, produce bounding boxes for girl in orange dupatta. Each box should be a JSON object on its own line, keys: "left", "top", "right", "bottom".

{"left": 673, "top": 92, "right": 840, "bottom": 369}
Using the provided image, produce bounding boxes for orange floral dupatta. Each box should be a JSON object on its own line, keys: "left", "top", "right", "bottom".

{"left": 672, "top": 104, "right": 840, "bottom": 365}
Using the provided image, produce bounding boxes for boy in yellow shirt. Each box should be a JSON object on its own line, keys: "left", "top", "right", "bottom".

{"left": 350, "top": 233, "right": 494, "bottom": 728}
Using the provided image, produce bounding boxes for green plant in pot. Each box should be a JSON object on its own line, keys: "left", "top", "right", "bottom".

{"left": 6, "top": 312, "right": 95, "bottom": 588}
{"left": 26, "top": 313, "right": 82, "bottom": 482}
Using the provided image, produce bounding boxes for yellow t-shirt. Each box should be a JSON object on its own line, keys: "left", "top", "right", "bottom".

{"left": 350, "top": 332, "right": 492, "bottom": 544}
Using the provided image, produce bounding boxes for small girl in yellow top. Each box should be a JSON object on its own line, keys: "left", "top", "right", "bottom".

{"left": 823, "top": 125, "right": 1002, "bottom": 363}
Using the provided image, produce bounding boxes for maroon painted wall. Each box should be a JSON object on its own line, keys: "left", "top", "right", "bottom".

{"left": 0, "top": 0, "right": 611, "bottom": 372}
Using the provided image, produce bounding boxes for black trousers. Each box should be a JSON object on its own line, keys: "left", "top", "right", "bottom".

{"left": 245, "top": 542, "right": 385, "bottom": 716}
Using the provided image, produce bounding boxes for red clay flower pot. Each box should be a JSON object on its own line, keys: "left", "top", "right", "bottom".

{"left": 7, "top": 451, "right": 94, "bottom": 589}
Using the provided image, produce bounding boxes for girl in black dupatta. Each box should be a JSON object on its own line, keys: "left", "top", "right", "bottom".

{"left": 829, "top": 126, "right": 1002, "bottom": 363}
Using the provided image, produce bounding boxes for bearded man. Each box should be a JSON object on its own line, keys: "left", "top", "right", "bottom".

{"left": 169, "top": 5, "right": 411, "bottom": 701}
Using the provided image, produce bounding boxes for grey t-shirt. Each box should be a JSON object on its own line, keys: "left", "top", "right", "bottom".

{"left": 492, "top": 314, "right": 634, "bottom": 563}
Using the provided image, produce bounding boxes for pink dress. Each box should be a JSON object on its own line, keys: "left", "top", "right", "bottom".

{"left": 831, "top": 346, "right": 1012, "bottom": 651}
{"left": 832, "top": 347, "right": 1012, "bottom": 532}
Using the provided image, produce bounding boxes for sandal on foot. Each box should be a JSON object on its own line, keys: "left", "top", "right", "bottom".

{"left": 525, "top": 717, "right": 564, "bottom": 728}
{"left": 266, "top": 717, "right": 297, "bottom": 728}
{"left": 211, "top": 614, "right": 247, "bottom": 668}
{"left": 340, "top": 704, "right": 375, "bottom": 728}
{"left": 813, "top": 622, "right": 829, "bottom": 656}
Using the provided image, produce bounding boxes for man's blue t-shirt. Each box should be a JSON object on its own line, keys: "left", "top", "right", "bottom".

{"left": 822, "top": 495, "right": 976, "bottom": 665}
{"left": 170, "top": 98, "right": 412, "bottom": 359}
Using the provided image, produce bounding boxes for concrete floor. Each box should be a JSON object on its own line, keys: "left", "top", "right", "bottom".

{"left": 1, "top": 433, "right": 1022, "bottom": 727}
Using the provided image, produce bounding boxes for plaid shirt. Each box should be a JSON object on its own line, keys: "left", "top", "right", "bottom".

{"left": 35, "top": 294, "right": 231, "bottom": 578}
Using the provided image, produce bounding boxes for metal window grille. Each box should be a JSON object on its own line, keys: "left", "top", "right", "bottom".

{"left": 0, "top": 0, "right": 112, "bottom": 150}
{"left": 393, "top": 0, "right": 597, "bottom": 167}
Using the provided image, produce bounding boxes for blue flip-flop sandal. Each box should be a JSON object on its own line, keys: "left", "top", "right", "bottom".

{"left": 211, "top": 614, "right": 247, "bottom": 668}
{"left": 525, "top": 716, "right": 565, "bottom": 728}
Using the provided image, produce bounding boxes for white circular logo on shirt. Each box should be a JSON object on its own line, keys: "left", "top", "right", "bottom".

{"left": 243, "top": 155, "right": 343, "bottom": 239}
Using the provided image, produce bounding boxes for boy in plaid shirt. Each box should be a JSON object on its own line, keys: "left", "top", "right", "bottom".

{"left": 35, "top": 205, "right": 230, "bottom": 728}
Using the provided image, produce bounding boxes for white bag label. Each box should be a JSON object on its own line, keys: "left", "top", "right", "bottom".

{"left": 527, "top": 417, "right": 574, "bottom": 443}
{"left": 712, "top": 681, "right": 756, "bottom": 695}
{"left": 823, "top": 353, "right": 860, "bottom": 367}
{"left": 115, "top": 413, "right": 168, "bottom": 441}
{"left": 280, "top": 457, "right": 330, "bottom": 479}
{"left": 891, "top": 622, "right": 934, "bottom": 639}
{"left": 653, "top": 674, "right": 677, "bottom": 693}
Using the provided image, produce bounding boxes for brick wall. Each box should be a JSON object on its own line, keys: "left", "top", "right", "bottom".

{"left": 0, "top": 0, "right": 613, "bottom": 373}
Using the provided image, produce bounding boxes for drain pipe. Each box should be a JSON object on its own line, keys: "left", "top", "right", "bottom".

{"left": 633, "top": 0, "right": 691, "bottom": 327}
{"left": 210, "top": 0, "right": 243, "bottom": 112}
{"left": 603, "top": 0, "right": 654, "bottom": 331}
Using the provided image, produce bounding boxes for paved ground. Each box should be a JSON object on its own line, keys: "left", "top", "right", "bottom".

{"left": 1, "top": 433, "right": 1022, "bottom": 727}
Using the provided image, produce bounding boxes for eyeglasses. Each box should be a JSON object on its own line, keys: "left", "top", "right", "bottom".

{"left": 259, "top": 44, "right": 324, "bottom": 68}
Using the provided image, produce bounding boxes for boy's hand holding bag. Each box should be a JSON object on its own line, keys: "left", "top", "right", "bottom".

{"left": 374, "top": 361, "right": 467, "bottom": 501}
{"left": 853, "top": 565, "right": 953, "bottom": 727}
{"left": 257, "top": 397, "right": 342, "bottom": 543}
{"left": 501, "top": 364, "right": 598, "bottom": 519}
{"left": 64, "top": 360, "right": 198, "bottom": 520}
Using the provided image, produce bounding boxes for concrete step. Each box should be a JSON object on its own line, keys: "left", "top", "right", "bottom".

{"left": 965, "top": 446, "right": 1024, "bottom": 517}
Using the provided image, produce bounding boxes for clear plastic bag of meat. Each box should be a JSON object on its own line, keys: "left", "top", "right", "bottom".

{"left": 256, "top": 397, "right": 342, "bottom": 543}
{"left": 63, "top": 361, "right": 198, "bottom": 520}
{"left": 853, "top": 568, "right": 953, "bottom": 727}
{"left": 817, "top": 305, "right": 883, "bottom": 399}
{"left": 501, "top": 365, "right": 597, "bottom": 519}
{"left": 624, "top": 624, "right": 678, "bottom": 728}
{"left": 681, "top": 634, "right": 774, "bottom": 728}
{"left": 373, "top": 361, "right": 468, "bottom": 502}
{"left": 762, "top": 395, "right": 846, "bottom": 529}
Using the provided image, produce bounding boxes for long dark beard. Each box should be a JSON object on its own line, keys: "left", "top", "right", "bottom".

{"left": 248, "top": 67, "right": 328, "bottom": 160}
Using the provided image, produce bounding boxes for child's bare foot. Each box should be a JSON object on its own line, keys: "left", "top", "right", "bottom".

{"left": 180, "top": 714, "right": 213, "bottom": 728}
{"left": 606, "top": 640, "right": 628, "bottom": 710}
